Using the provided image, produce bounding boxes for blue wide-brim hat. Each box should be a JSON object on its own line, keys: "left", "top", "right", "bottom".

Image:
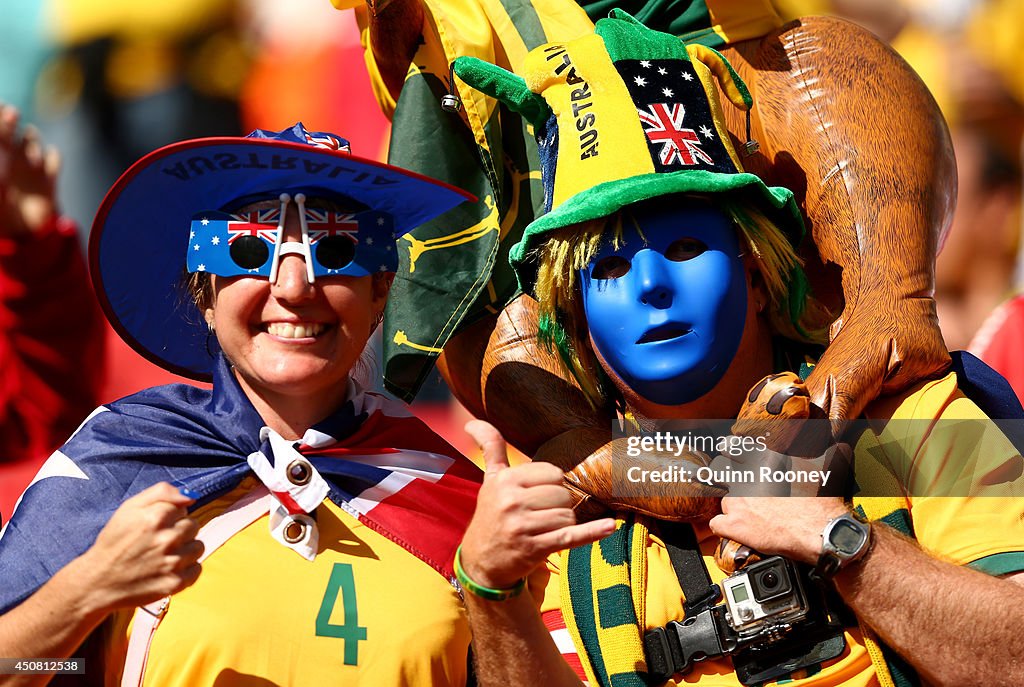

{"left": 90, "top": 123, "right": 474, "bottom": 382}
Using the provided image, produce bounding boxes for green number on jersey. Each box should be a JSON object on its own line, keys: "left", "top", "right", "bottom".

{"left": 316, "top": 563, "right": 368, "bottom": 665}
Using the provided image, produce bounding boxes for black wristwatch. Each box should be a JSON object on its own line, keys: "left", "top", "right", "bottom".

{"left": 811, "top": 511, "right": 872, "bottom": 582}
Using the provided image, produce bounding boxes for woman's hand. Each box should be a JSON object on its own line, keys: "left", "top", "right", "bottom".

{"left": 0, "top": 484, "right": 203, "bottom": 684}
{"left": 460, "top": 420, "right": 615, "bottom": 590}
{"left": 71, "top": 482, "right": 204, "bottom": 614}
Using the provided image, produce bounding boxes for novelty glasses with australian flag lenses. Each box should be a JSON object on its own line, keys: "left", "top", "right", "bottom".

{"left": 186, "top": 192, "right": 398, "bottom": 280}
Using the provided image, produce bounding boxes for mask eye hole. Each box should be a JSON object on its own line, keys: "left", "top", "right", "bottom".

{"left": 316, "top": 236, "right": 356, "bottom": 270}
{"left": 665, "top": 238, "right": 707, "bottom": 262}
{"left": 591, "top": 255, "right": 631, "bottom": 280}
{"left": 230, "top": 235, "right": 271, "bottom": 269}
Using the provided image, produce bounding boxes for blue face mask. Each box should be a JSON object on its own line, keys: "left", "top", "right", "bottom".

{"left": 186, "top": 192, "right": 398, "bottom": 281}
{"left": 580, "top": 200, "right": 748, "bottom": 406}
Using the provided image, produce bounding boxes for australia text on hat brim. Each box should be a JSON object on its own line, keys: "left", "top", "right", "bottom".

{"left": 90, "top": 136, "right": 475, "bottom": 382}
{"left": 508, "top": 168, "right": 802, "bottom": 297}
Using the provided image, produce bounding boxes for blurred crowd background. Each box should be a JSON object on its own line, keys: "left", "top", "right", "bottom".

{"left": 2, "top": 0, "right": 1024, "bottom": 514}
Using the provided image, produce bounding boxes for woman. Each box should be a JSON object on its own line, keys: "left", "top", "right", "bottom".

{"left": 452, "top": 12, "right": 1024, "bottom": 687}
{"left": 0, "top": 124, "right": 481, "bottom": 686}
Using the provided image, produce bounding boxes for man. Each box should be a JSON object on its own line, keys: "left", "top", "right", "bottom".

{"left": 453, "top": 13, "right": 1024, "bottom": 686}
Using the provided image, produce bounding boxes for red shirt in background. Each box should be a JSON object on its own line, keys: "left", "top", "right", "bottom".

{"left": 971, "top": 293, "right": 1024, "bottom": 406}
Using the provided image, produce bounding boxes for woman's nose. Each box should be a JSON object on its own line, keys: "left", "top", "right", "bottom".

{"left": 633, "top": 250, "right": 673, "bottom": 309}
{"left": 271, "top": 252, "right": 315, "bottom": 301}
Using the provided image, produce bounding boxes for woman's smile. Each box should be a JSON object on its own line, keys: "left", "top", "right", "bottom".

{"left": 264, "top": 321, "right": 329, "bottom": 340}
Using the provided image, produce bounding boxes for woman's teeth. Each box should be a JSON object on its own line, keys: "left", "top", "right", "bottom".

{"left": 267, "top": 323, "right": 325, "bottom": 339}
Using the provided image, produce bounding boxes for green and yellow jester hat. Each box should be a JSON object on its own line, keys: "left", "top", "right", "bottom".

{"left": 453, "top": 9, "right": 806, "bottom": 298}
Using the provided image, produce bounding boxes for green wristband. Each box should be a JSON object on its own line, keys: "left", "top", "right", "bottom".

{"left": 454, "top": 545, "right": 526, "bottom": 601}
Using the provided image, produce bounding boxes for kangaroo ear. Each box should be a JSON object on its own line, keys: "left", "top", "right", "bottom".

{"left": 453, "top": 57, "right": 553, "bottom": 128}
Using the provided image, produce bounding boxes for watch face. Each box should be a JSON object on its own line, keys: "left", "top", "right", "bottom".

{"left": 831, "top": 520, "right": 867, "bottom": 554}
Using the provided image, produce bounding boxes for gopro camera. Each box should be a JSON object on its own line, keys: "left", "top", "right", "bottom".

{"left": 643, "top": 556, "right": 844, "bottom": 686}
{"left": 721, "top": 556, "right": 810, "bottom": 640}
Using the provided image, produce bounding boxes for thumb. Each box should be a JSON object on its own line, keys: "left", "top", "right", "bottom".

{"left": 465, "top": 419, "right": 510, "bottom": 476}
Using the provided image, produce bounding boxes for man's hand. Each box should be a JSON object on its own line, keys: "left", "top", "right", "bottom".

{"left": 71, "top": 483, "right": 204, "bottom": 613}
{"left": 0, "top": 104, "right": 60, "bottom": 238}
{"left": 460, "top": 420, "right": 616, "bottom": 590}
{"left": 708, "top": 496, "right": 847, "bottom": 565}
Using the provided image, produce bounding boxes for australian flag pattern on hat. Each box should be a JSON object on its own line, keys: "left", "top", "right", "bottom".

{"left": 618, "top": 58, "right": 737, "bottom": 175}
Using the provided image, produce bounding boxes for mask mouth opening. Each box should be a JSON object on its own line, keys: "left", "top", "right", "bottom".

{"left": 637, "top": 324, "right": 692, "bottom": 344}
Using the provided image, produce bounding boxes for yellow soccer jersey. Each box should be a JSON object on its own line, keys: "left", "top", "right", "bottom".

{"left": 103, "top": 480, "right": 470, "bottom": 686}
{"left": 856, "top": 371, "right": 1024, "bottom": 575}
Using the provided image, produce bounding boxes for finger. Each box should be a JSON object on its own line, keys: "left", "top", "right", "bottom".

{"left": 0, "top": 107, "right": 14, "bottom": 183}
{"left": 128, "top": 482, "right": 198, "bottom": 508}
{"left": 511, "top": 461, "right": 567, "bottom": 488}
{"left": 465, "top": 420, "right": 511, "bottom": 476}
{"left": 142, "top": 502, "right": 191, "bottom": 534}
{"left": 708, "top": 513, "right": 740, "bottom": 540}
{"left": 0, "top": 105, "right": 17, "bottom": 142}
{"left": 43, "top": 144, "right": 61, "bottom": 180}
{"left": 173, "top": 563, "right": 202, "bottom": 592}
{"left": 21, "top": 124, "right": 42, "bottom": 167}
{"left": 172, "top": 538, "right": 205, "bottom": 566}
{"left": 513, "top": 507, "right": 577, "bottom": 535}
{"left": 167, "top": 515, "right": 200, "bottom": 542}
{"left": 518, "top": 483, "right": 575, "bottom": 511}
{"left": 533, "top": 518, "right": 616, "bottom": 553}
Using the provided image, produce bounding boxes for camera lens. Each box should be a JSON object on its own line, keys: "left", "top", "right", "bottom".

{"left": 749, "top": 558, "right": 793, "bottom": 603}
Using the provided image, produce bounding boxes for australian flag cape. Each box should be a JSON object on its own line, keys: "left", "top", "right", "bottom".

{"left": 0, "top": 355, "right": 482, "bottom": 613}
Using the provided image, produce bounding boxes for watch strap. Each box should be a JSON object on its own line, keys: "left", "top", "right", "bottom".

{"left": 810, "top": 551, "right": 843, "bottom": 583}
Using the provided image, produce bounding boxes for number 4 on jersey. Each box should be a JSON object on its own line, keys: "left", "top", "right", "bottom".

{"left": 316, "top": 563, "right": 368, "bottom": 665}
